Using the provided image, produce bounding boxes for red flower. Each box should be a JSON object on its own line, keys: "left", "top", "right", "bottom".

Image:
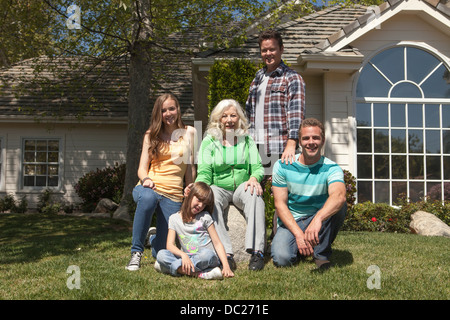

{"left": 371, "top": 217, "right": 377, "bottom": 222}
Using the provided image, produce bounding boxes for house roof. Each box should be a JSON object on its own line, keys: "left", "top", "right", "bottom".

{"left": 0, "top": 52, "right": 195, "bottom": 124}
{"left": 198, "top": 0, "right": 450, "bottom": 64}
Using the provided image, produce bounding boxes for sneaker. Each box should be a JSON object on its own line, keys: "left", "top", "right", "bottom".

{"left": 154, "top": 260, "right": 162, "bottom": 273}
{"left": 198, "top": 267, "right": 223, "bottom": 280}
{"left": 125, "top": 251, "right": 143, "bottom": 271}
{"left": 144, "top": 227, "right": 156, "bottom": 248}
{"left": 248, "top": 251, "right": 264, "bottom": 271}
{"left": 227, "top": 255, "right": 237, "bottom": 271}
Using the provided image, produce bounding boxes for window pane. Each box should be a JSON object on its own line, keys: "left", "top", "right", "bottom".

{"left": 36, "top": 140, "right": 47, "bottom": 151}
{"left": 392, "top": 181, "right": 407, "bottom": 203}
{"left": 371, "top": 47, "right": 404, "bottom": 84}
{"left": 358, "top": 155, "right": 372, "bottom": 178}
{"left": 36, "top": 165, "right": 47, "bottom": 175}
{"left": 357, "top": 181, "right": 372, "bottom": 203}
{"left": 357, "top": 129, "right": 372, "bottom": 152}
{"left": 48, "top": 165, "right": 59, "bottom": 175}
{"left": 426, "top": 156, "right": 441, "bottom": 179}
{"left": 24, "top": 165, "right": 35, "bottom": 175}
{"left": 391, "top": 104, "right": 405, "bottom": 127}
{"left": 48, "top": 176, "right": 58, "bottom": 187}
{"left": 425, "top": 104, "right": 439, "bottom": 128}
{"left": 36, "top": 152, "right": 47, "bottom": 162}
{"left": 392, "top": 155, "right": 406, "bottom": 179}
{"left": 426, "top": 130, "right": 441, "bottom": 154}
{"left": 443, "top": 105, "right": 450, "bottom": 128}
{"left": 356, "top": 103, "right": 371, "bottom": 127}
{"left": 391, "top": 129, "right": 406, "bottom": 153}
{"left": 48, "top": 152, "right": 59, "bottom": 163}
{"left": 427, "top": 182, "right": 442, "bottom": 201}
{"left": 24, "top": 140, "right": 36, "bottom": 151}
{"left": 36, "top": 176, "right": 46, "bottom": 187}
{"left": 409, "top": 156, "right": 424, "bottom": 179}
{"left": 374, "top": 155, "right": 389, "bottom": 179}
{"left": 421, "top": 64, "right": 450, "bottom": 98}
{"left": 408, "top": 104, "right": 423, "bottom": 127}
{"left": 409, "top": 182, "right": 424, "bottom": 202}
{"left": 24, "top": 151, "right": 36, "bottom": 162}
{"left": 356, "top": 63, "right": 391, "bottom": 97}
{"left": 390, "top": 82, "right": 422, "bottom": 98}
{"left": 373, "top": 104, "right": 388, "bottom": 127}
{"left": 48, "top": 140, "right": 59, "bottom": 151}
{"left": 375, "top": 181, "right": 389, "bottom": 203}
{"left": 24, "top": 176, "right": 35, "bottom": 187}
{"left": 444, "top": 130, "right": 450, "bottom": 154}
{"left": 374, "top": 129, "right": 389, "bottom": 153}
{"left": 445, "top": 156, "right": 450, "bottom": 179}
{"left": 409, "top": 129, "right": 423, "bottom": 153}
{"left": 406, "top": 47, "right": 440, "bottom": 84}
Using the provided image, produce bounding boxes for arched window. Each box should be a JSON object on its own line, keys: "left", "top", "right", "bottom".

{"left": 355, "top": 45, "right": 450, "bottom": 204}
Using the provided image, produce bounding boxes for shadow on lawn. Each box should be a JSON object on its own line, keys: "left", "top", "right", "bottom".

{"left": 0, "top": 213, "right": 132, "bottom": 264}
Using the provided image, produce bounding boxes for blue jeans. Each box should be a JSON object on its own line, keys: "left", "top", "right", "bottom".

{"left": 156, "top": 249, "right": 219, "bottom": 276}
{"left": 271, "top": 203, "right": 347, "bottom": 267}
{"left": 131, "top": 185, "right": 181, "bottom": 257}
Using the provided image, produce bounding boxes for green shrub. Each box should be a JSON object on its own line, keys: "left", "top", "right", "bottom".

{"left": 74, "top": 163, "right": 126, "bottom": 212}
{"left": 343, "top": 202, "right": 411, "bottom": 233}
{"left": 207, "top": 59, "right": 259, "bottom": 114}
{"left": 0, "top": 193, "right": 28, "bottom": 213}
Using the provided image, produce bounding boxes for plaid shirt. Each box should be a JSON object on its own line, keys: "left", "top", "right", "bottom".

{"left": 245, "top": 61, "right": 305, "bottom": 155}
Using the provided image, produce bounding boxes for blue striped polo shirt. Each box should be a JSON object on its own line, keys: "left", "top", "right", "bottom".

{"left": 272, "top": 154, "right": 344, "bottom": 225}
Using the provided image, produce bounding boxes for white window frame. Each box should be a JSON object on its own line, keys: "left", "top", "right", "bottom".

{"left": 354, "top": 43, "right": 450, "bottom": 205}
{"left": 21, "top": 137, "right": 63, "bottom": 191}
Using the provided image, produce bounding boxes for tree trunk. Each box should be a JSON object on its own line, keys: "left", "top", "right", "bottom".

{"left": 113, "top": 41, "right": 152, "bottom": 221}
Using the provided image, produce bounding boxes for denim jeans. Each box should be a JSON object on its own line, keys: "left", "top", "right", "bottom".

{"left": 271, "top": 203, "right": 347, "bottom": 267}
{"left": 156, "top": 248, "right": 219, "bottom": 276}
{"left": 131, "top": 185, "right": 182, "bottom": 257}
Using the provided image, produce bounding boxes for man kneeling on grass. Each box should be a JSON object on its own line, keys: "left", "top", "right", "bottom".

{"left": 270, "top": 118, "right": 347, "bottom": 270}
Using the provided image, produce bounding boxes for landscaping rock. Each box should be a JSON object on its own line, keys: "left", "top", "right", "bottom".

{"left": 94, "top": 198, "right": 118, "bottom": 213}
{"left": 226, "top": 205, "right": 248, "bottom": 262}
{"left": 410, "top": 211, "right": 450, "bottom": 238}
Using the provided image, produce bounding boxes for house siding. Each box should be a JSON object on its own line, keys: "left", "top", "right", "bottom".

{"left": 0, "top": 122, "right": 127, "bottom": 209}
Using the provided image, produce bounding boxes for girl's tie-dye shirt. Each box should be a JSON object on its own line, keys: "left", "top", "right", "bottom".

{"left": 168, "top": 211, "right": 215, "bottom": 254}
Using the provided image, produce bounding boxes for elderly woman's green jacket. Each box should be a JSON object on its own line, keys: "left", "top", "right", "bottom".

{"left": 196, "top": 134, "right": 264, "bottom": 191}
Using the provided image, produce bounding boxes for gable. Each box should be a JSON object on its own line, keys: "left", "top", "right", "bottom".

{"left": 323, "top": 0, "right": 450, "bottom": 53}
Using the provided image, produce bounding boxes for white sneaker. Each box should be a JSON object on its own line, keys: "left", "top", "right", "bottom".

{"left": 198, "top": 267, "right": 223, "bottom": 280}
{"left": 125, "top": 251, "right": 142, "bottom": 271}
{"left": 154, "top": 260, "right": 162, "bottom": 273}
{"left": 144, "top": 227, "right": 156, "bottom": 248}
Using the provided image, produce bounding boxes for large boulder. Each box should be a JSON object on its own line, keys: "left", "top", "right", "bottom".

{"left": 92, "top": 198, "right": 119, "bottom": 218}
{"left": 226, "top": 205, "right": 248, "bottom": 262}
{"left": 410, "top": 211, "right": 450, "bottom": 238}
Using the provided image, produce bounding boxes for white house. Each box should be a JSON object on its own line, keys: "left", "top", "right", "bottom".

{"left": 192, "top": 0, "right": 450, "bottom": 205}
{"left": 1, "top": 0, "right": 449, "bottom": 210}
{"left": 0, "top": 55, "right": 194, "bottom": 209}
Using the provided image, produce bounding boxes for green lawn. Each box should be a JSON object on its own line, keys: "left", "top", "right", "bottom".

{"left": 0, "top": 212, "right": 448, "bottom": 300}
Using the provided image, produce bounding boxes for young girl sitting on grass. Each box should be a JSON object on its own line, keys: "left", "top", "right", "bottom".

{"left": 155, "top": 182, "right": 234, "bottom": 280}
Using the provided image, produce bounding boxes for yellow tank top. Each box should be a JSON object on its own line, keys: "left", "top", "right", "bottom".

{"left": 145, "top": 137, "right": 189, "bottom": 202}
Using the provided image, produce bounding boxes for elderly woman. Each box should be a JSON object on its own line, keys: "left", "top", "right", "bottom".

{"left": 186, "top": 99, "right": 266, "bottom": 271}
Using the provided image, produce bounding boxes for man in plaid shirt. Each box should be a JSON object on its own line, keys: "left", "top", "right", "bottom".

{"left": 246, "top": 30, "right": 305, "bottom": 168}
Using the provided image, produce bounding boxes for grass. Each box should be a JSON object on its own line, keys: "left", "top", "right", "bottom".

{"left": 0, "top": 212, "right": 449, "bottom": 300}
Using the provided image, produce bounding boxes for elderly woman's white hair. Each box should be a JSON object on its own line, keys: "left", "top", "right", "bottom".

{"left": 206, "top": 99, "right": 249, "bottom": 139}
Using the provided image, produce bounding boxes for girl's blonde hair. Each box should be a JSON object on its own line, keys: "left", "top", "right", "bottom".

{"left": 180, "top": 182, "right": 215, "bottom": 223}
{"left": 206, "top": 99, "right": 249, "bottom": 139}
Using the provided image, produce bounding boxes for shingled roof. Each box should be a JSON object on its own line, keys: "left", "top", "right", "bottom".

{"left": 200, "top": 0, "right": 450, "bottom": 62}
{"left": 0, "top": 51, "right": 195, "bottom": 123}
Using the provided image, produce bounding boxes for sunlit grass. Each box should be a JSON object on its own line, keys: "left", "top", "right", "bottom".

{"left": 0, "top": 213, "right": 448, "bottom": 300}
